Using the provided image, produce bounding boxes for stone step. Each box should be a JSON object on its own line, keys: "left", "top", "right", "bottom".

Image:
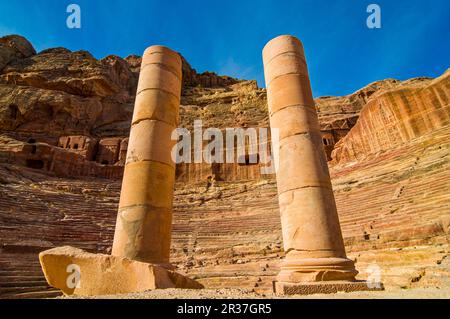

{"left": 0, "top": 280, "right": 48, "bottom": 288}
{"left": 0, "top": 290, "right": 61, "bottom": 299}
{"left": 0, "top": 275, "right": 45, "bottom": 283}
{"left": 0, "top": 285, "right": 53, "bottom": 295}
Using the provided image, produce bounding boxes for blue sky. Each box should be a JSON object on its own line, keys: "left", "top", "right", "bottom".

{"left": 0, "top": 0, "right": 449, "bottom": 97}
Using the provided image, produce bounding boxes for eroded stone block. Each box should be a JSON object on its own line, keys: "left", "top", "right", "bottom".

{"left": 39, "top": 246, "right": 203, "bottom": 296}
{"left": 137, "top": 64, "right": 182, "bottom": 97}
{"left": 270, "top": 105, "right": 320, "bottom": 141}
{"left": 132, "top": 89, "right": 179, "bottom": 126}
{"left": 267, "top": 73, "right": 315, "bottom": 114}
{"left": 126, "top": 120, "right": 177, "bottom": 166}
{"left": 276, "top": 133, "right": 333, "bottom": 193}
{"left": 113, "top": 206, "right": 173, "bottom": 264}
{"left": 118, "top": 161, "right": 175, "bottom": 209}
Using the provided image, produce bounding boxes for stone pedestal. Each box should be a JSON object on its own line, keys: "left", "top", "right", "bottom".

{"left": 263, "top": 35, "right": 382, "bottom": 295}
{"left": 274, "top": 281, "right": 381, "bottom": 295}
{"left": 40, "top": 45, "right": 203, "bottom": 296}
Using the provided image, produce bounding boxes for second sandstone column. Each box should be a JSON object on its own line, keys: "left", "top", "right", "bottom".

{"left": 263, "top": 35, "right": 360, "bottom": 294}
{"left": 112, "top": 45, "right": 181, "bottom": 267}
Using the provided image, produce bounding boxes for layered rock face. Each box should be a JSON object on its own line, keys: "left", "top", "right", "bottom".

{"left": 1, "top": 35, "right": 413, "bottom": 181}
{"left": 0, "top": 35, "right": 449, "bottom": 298}
{"left": 0, "top": 35, "right": 36, "bottom": 71}
{"left": 0, "top": 48, "right": 134, "bottom": 137}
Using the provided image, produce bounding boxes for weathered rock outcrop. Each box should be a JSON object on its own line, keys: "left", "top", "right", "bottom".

{"left": 181, "top": 56, "right": 239, "bottom": 88}
{"left": 2, "top": 34, "right": 430, "bottom": 174}
{"left": 0, "top": 35, "right": 448, "bottom": 298}
{"left": 0, "top": 35, "right": 36, "bottom": 71}
{"left": 332, "top": 70, "right": 449, "bottom": 165}
{"left": 0, "top": 37, "right": 134, "bottom": 137}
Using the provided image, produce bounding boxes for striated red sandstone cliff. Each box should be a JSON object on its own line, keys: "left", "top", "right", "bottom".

{"left": 332, "top": 70, "right": 449, "bottom": 165}
{"left": 3, "top": 34, "right": 437, "bottom": 177}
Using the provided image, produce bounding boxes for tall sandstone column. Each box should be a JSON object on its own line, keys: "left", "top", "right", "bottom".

{"left": 112, "top": 45, "right": 181, "bottom": 267}
{"left": 39, "top": 46, "right": 203, "bottom": 296}
{"left": 263, "top": 35, "right": 370, "bottom": 295}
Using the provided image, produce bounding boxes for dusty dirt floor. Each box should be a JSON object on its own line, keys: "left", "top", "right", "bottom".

{"left": 60, "top": 287, "right": 450, "bottom": 299}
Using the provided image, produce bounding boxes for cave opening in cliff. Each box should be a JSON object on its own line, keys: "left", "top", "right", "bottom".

{"left": 101, "top": 160, "right": 109, "bottom": 165}
{"left": 9, "top": 104, "right": 19, "bottom": 120}
{"left": 175, "top": 164, "right": 183, "bottom": 179}
{"left": 211, "top": 163, "right": 222, "bottom": 181}
{"left": 26, "top": 159, "right": 44, "bottom": 170}
{"left": 28, "top": 139, "right": 37, "bottom": 154}
{"left": 238, "top": 154, "right": 259, "bottom": 166}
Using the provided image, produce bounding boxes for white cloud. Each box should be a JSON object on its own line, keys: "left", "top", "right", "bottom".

{"left": 218, "top": 57, "right": 254, "bottom": 80}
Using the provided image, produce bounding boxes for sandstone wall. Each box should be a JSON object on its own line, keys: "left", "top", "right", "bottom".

{"left": 0, "top": 136, "right": 124, "bottom": 179}
{"left": 332, "top": 70, "right": 449, "bottom": 165}
{"left": 1, "top": 35, "right": 413, "bottom": 180}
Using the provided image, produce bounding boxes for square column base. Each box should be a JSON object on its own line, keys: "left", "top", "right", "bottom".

{"left": 274, "top": 281, "right": 384, "bottom": 296}
{"left": 39, "top": 246, "right": 203, "bottom": 297}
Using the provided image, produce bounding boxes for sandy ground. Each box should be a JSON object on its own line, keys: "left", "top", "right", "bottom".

{"left": 61, "top": 287, "right": 450, "bottom": 299}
